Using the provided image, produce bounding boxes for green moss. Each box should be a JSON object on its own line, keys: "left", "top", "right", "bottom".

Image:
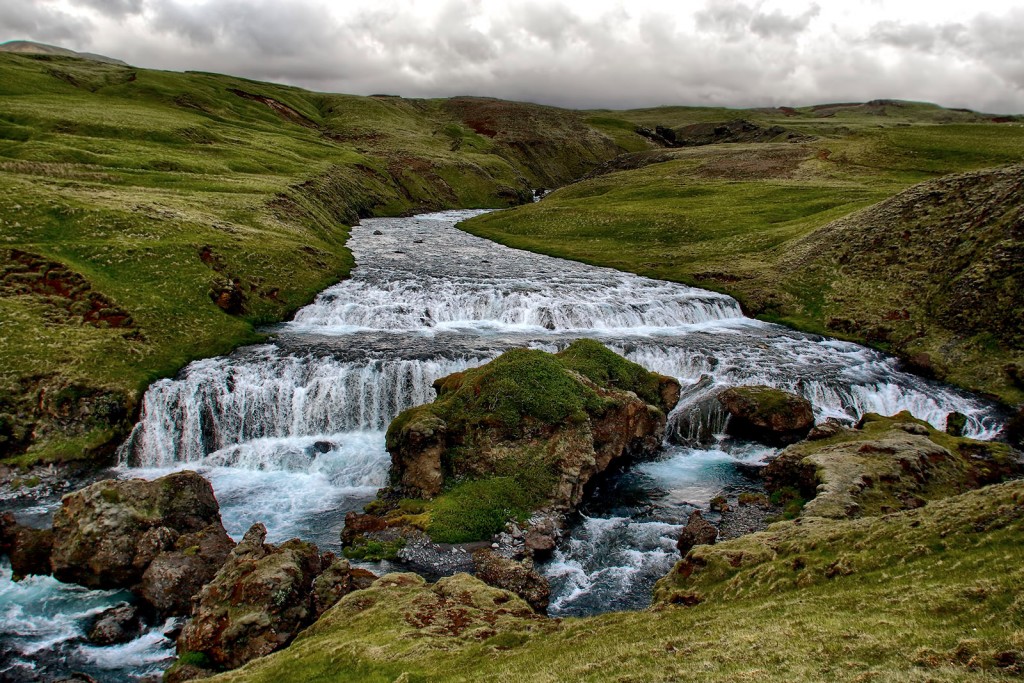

{"left": 555, "top": 338, "right": 663, "bottom": 407}
{"left": 426, "top": 477, "right": 537, "bottom": 544}
{"left": 343, "top": 538, "right": 406, "bottom": 562}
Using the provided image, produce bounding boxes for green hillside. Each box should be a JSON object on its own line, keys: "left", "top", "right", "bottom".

{"left": 0, "top": 53, "right": 629, "bottom": 465}
{"left": 462, "top": 115, "right": 1024, "bottom": 405}
{"left": 209, "top": 479, "right": 1024, "bottom": 683}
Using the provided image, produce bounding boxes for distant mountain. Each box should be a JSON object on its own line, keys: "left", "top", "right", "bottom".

{"left": 0, "top": 40, "right": 128, "bottom": 66}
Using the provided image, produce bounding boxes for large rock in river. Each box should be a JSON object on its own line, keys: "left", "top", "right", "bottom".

{"left": 717, "top": 385, "right": 814, "bottom": 445}
{"left": 48, "top": 470, "right": 234, "bottom": 613}
{"left": 177, "top": 523, "right": 375, "bottom": 671}
{"left": 386, "top": 340, "right": 680, "bottom": 511}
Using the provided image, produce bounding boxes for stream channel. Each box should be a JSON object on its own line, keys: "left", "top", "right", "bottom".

{"left": 0, "top": 209, "right": 1007, "bottom": 681}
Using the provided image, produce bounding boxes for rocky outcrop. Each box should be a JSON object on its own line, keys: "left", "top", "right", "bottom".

{"left": 177, "top": 523, "right": 376, "bottom": 672}
{"left": 0, "top": 512, "right": 54, "bottom": 580}
{"left": 87, "top": 604, "right": 143, "bottom": 646}
{"left": 472, "top": 549, "right": 550, "bottom": 614}
{"left": 675, "top": 510, "right": 718, "bottom": 557}
{"left": 47, "top": 471, "right": 234, "bottom": 614}
{"left": 386, "top": 341, "right": 679, "bottom": 510}
{"left": 763, "top": 412, "right": 1022, "bottom": 519}
{"left": 311, "top": 557, "right": 377, "bottom": 620}
{"left": 717, "top": 385, "right": 815, "bottom": 445}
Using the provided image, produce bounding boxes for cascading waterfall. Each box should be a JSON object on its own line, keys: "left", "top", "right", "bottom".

{"left": 114, "top": 209, "right": 1003, "bottom": 620}
{"left": 8, "top": 209, "right": 1008, "bottom": 681}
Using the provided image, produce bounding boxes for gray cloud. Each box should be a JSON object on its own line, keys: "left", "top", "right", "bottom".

{"left": 3, "top": 1, "right": 1022, "bottom": 113}
{"left": 0, "top": 1, "right": 92, "bottom": 43}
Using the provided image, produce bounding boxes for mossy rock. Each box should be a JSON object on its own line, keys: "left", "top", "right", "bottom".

{"left": 380, "top": 342, "right": 679, "bottom": 542}
{"left": 763, "top": 411, "right": 1022, "bottom": 519}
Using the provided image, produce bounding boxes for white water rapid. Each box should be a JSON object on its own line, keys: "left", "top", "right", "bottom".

{"left": 3, "top": 209, "right": 1009, "bottom": 679}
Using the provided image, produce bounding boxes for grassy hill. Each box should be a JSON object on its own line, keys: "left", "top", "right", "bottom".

{"left": 204, "top": 478, "right": 1024, "bottom": 682}
{"left": 0, "top": 53, "right": 632, "bottom": 465}
{"left": 462, "top": 111, "right": 1024, "bottom": 405}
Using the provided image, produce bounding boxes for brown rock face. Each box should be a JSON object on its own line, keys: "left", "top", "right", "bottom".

{"left": 48, "top": 471, "right": 233, "bottom": 614}
{"left": 138, "top": 523, "right": 236, "bottom": 615}
{"left": 676, "top": 510, "right": 718, "bottom": 557}
{"left": 472, "top": 550, "right": 551, "bottom": 614}
{"left": 177, "top": 523, "right": 324, "bottom": 670}
{"left": 87, "top": 604, "right": 142, "bottom": 646}
{"left": 0, "top": 513, "right": 54, "bottom": 580}
{"left": 717, "top": 385, "right": 815, "bottom": 445}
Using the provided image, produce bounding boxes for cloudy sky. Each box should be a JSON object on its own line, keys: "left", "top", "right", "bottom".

{"left": 3, "top": 0, "right": 1024, "bottom": 113}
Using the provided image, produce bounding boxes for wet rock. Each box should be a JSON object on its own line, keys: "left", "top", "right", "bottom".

{"left": 523, "top": 517, "right": 558, "bottom": 559}
{"left": 48, "top": 471, "right": 233, "bottom": 613}
{"left": 946, "top": 411, "right": 968, "bottom": 437}
{"left": 8, "top": 524, "right": 54, "bottom": 580}
{"left": 1006, "top": 407, "right": 1024, "bottom": 449}
{"left": 676, "top": 510, "right": 718, "bottom": 557}
{"left": 311, "top": 556, "right": 378, "bottom": 620}
{"left": 87, "top": 603, "right": 142, "bottom": 646}
{"left": 138, "top": 523, "right": 236, "bottom": 615}
{"left": 372, "top": 229, "right": 383, "bottom": 235}
{"left": 717, "top": 385, "right": 815, "bottom": 445}
{"left": 177, "top": 523, "right": 323, "bottom": 670}
{"left": 472, "top": 550, "right": 550, "bottom": 614}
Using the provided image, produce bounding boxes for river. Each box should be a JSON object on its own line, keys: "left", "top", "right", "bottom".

{"left": 0, "top": 209, "right": 1005, "bottom": 681}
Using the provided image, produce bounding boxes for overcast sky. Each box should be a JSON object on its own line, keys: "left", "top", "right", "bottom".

{"left": 3, "top": 0, "right": 1023, "bottom": 113}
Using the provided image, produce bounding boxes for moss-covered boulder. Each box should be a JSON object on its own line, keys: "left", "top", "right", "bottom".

{"left": 717, "top": 385, "right": 815, "bottom": 445}
{"left": 381, "top": 341, "right": 679, "bottom": 543}
{"left": 47, "top": 471, "right": 234, "bottom": 614}
{"left": 763, "top": 411, "right": 1022, "bottom": 519}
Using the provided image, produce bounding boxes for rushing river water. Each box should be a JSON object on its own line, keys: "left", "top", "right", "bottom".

{"left": 1, "top": 209, "right": 1007, "bottom": 681}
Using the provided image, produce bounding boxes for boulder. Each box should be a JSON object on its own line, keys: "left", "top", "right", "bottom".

{"left": 676, "top": 510, "right": 718, "bottom": 557}
{"left": 48, "top": 471, "right": 233, "bottom": 613}
{"left": 1, "top": 513, "right": 54, "bottom": 580}
{"left": 764, "top": 412, "right": 1023, "bottom": 519}
{"left": 386, "top": 341, "right": 679, "bottom": 512}
{"left": 138, "top": 522, "right": 236, "bottom": 615}
{"left": 717, "top": 385, "right": 814, "bottom": 445}
{"left": 50, "top": 471, "right": 221, "bottom": 586}
{"left": 87, "top": 603, "right": 142, "bottom": 646}
{"left": 472, "top": 549, "right": 550, "bottom": 613}
{"left": 177, "top": 523, "right": 323, "bottom": 670}
{"left": 311, "top": 556, "right": 378, "bottom": 620}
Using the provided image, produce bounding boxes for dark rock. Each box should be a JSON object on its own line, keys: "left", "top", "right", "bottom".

{"left": 311, "top": 556, "right": 378, "bottom": 620}
{"left": 372, "top": 230, "right": 383, "bottom": 235}
{"left": 9, "top": 524, "right": 54, "bottom": 580}
{"left": 164, "top": 663, "right": 215, "bottom": 683}
{"left": 87, "top": 603, "right": 142, "bottom": 646}
{"left": 472, "top": 549, "right": 550, "bottom": 614}
{"left": 209, "top": 279, "right": 245, "bottom": 314}
{"left": 676, "top": 510, "right": 718, "bottom": 557}
{"left": 341, "top": 510, "right": 390, "bottom": 546}
{"left": 945, "top": 411, "right": 968, "bottom": 437}
{"left": 717, "top": 385, "right": 815, "bottom": 445}
{"left": 177, "top": 523, "right": 323, "bottom": 670}
{"left": 138, "top": 523, "right": 235, "bottom": 615}
{"left": 524, "top": 529, "right": 556, "bottom": 558}
{"left": 1006, "top": 407, "right": 1024, "bottom": 449}
{"left": 312, "top": 440, "right": 334, "bottom": 454}
{"left": 49, "top": 471, "right": 233, "bottom": 614}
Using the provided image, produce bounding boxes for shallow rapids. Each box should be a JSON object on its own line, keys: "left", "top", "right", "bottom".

{"left": 2, "top": 209, "right": 1009, "bottom": 680}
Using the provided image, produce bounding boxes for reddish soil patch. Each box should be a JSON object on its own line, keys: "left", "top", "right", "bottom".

{"left": 1, "top": 250, "right": 133, "bottom": 328}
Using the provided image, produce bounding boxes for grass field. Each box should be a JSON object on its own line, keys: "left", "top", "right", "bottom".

{"left": 462, "top": 118, "right": 1024, "bottom": 404}
{"left": 0, "top": 53, "right": 630, "bottom": 464}
{"left": 209, "top": 479, "right": 1024, "bottom": 682}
